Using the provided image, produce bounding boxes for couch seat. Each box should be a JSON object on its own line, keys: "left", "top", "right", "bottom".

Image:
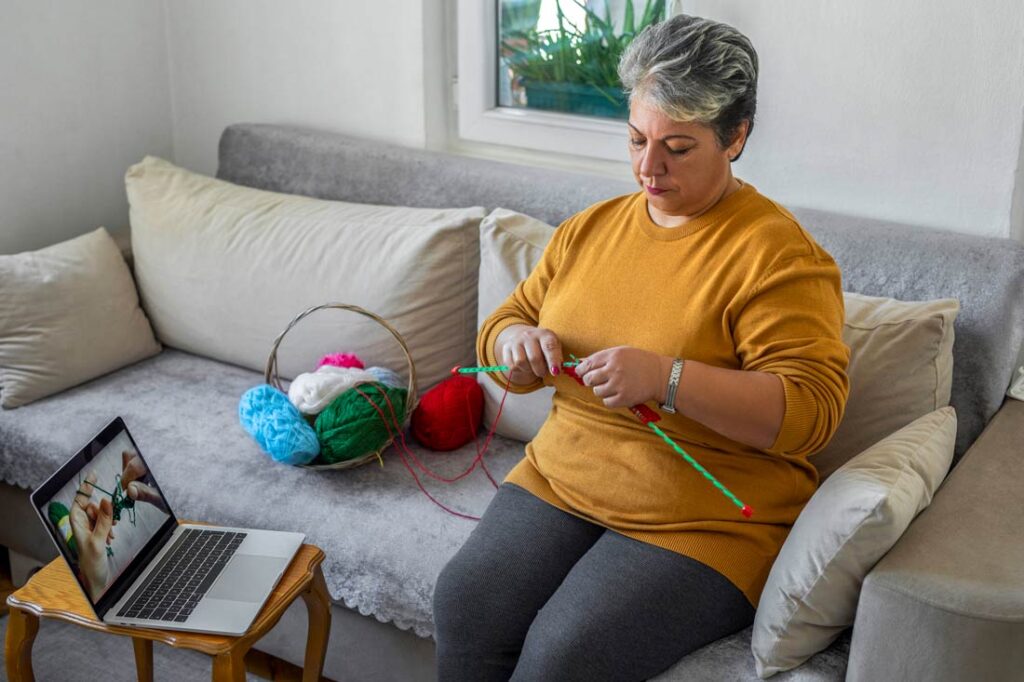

{"left": 0, "top": 349, "right": 850, "bottom": 678}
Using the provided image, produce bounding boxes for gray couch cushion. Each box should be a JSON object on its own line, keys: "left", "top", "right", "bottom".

{"left": 653, "top": 626, "right": 850, "bottom": 681}
{"left": 217, "top": 123, "right": 636, "bottom": 229}
{"left": 217, "top": 123, "right": 1024, "bottom": 464}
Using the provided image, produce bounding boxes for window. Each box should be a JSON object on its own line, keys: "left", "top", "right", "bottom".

{"left": 456, "top": 0, "right": 671, "bottom": 162}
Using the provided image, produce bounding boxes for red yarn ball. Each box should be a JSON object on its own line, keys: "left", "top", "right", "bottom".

{"left": 411, "top": 375, "right": 484, "bottom": 451}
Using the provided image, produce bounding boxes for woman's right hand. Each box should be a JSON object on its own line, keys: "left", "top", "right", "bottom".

{"left": 495, "top": 324, "right": 564, "bottom": 386}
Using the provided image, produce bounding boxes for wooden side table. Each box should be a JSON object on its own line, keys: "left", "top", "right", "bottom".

{"left": 5, "top": 543, "right": 331, "bottom": 682}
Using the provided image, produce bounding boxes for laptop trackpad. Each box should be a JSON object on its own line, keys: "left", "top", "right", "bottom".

{"left": 206, "top": 555, "right": 288, "bottom": 603}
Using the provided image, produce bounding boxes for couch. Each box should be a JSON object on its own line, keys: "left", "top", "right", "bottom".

{"left": 1, "top": 123, "right": 1023, "bottom": 681}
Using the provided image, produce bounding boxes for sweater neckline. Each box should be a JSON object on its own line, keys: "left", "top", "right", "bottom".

{"left": 636, "top": 179, "right": 755, "bottom": 241}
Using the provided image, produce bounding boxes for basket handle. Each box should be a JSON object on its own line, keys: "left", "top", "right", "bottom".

{"left": 264, "top": 302, "right": 419, "bottom": 418}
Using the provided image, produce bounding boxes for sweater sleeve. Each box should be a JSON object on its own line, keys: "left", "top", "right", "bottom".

{"left": 475, "top": 218, "right": 574, "bottom": 395}
{"left": 733, "top": 253, "right": 851, "bottom": 458}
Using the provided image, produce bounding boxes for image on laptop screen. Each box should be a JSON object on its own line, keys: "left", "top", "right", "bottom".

{"left": 40, "top": 429, "right": 172, "bottom": 603}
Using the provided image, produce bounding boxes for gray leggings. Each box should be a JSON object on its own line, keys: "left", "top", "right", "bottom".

{"left": 432, "top": 483, "right": 755, "bottom": 681}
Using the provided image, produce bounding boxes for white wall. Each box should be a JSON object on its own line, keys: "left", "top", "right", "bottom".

{"left": 0, "top": 1, "right": 173, "bottom": 254}
{"left": 164, "top": 0, "right": 429, "bottom": 175}
{"left": 3, "top": 0, "right": 1023, "bottom": 253}
{"left": 686, "top": 0, "right": 1024, "bottom": 239}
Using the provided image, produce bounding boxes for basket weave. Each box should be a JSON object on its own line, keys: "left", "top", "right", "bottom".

{"left": 264, "top": 302, "right": 419, "bottom": 470}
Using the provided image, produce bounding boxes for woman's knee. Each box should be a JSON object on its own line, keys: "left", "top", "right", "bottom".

{"left": 513, "top": 606, "right": 603, "bottom": 681}
{"left": 432, "top": 550, "right": 481, "bottom": 638}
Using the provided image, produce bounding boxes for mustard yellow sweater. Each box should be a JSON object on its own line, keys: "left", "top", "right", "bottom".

{"left": 477, "top": 182, "right": 850, "bottom": 608}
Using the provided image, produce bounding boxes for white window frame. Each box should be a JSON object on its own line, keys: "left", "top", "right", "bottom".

{"left": 455, "top": 0, "right": 632, "bottom": 163}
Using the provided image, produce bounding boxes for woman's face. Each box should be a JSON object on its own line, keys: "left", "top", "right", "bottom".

{"left": 628, "top": 98, "right": 748, "bottom": 226}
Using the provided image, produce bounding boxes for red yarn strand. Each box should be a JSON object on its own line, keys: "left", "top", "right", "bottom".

{"left": 350, "top": 385, "right": 481, "bottom": 520}
{"left": 351, "top": 378, "right": 514, "bottom": 520}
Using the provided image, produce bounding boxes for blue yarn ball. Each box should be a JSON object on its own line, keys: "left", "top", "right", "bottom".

{"left": 365, "top": 366, "right": 405, "bottom": 390}
{"left": 239, "top": 384, "right": 320, "bottom": 465}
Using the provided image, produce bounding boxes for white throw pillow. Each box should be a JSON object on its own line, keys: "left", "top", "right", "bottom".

{"left": 477, "top": 209, "right": 557, "bottom": 441}
{"left": 126, "top": 156, "right": 485, "bottom": 392}
{"left": 0, "top": 228, "right": 161, "bottom": 408}
{"left": 750, "top": 406, "right": 957, "bottom": 678}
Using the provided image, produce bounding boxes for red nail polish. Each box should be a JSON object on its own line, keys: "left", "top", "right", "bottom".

{"left": 551, "top": 365, "right": 560, "bottom": 375}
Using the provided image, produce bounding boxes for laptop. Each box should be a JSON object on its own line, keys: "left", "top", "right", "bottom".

{"left": 30, "top": 416, "right": 304, "bottom": 635}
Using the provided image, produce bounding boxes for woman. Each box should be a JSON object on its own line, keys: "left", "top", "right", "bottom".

{"left": 433, "top": 13, "right": 850, "bottom": 681}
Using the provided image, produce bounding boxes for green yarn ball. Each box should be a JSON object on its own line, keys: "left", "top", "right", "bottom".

{"left": 314, "top": 382, "right": 408, "bottom": 464}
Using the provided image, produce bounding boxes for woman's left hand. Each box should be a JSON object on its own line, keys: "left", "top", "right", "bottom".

{"left": 575, "top": 346, "right": 666, "bottom": 409}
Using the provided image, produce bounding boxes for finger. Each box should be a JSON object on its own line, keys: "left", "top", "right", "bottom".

{"left": 86, "top": 502, "right": 98, "bottom": 525}
{"left": 501, "top": 343, "right": 514, "bottom": 368}
{"left": 122, "top": 450, "right": 133, "bottom": 470}
{"left": 93, "top": 498, "right": 114, "bottom": 542}
{"left": 121, "top": 453, "right": 144, "bottom": 488}
{"left": 128, "top": 482, "right": 163, "bottom": 506}
{"left": 583, "top": 369, "right": 610, "bottom": 388}
{"left": 75, "top": 472, "right": 98, "bottom": 509}
{"left": 524, "top": 337, "right": 549, "bottom": 378}
{"left": 69, "top": 503, "right": 89, "bottom": 537}
{"left": 576, "top": 354, "right": 604, "bottom": 375}
{"left": 510, "top": 344, "right": 531, "bottom": 376}
{"left": 540, "top": 334, "right": 563, "bottom": 375}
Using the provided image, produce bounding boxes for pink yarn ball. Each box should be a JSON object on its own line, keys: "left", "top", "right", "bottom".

{"left": 316, "top": 353, "right": 365, "bottom": 370}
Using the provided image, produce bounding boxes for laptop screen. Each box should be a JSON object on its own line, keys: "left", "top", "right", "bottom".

{"left": 31, "top": 417, "right": 177, "bottom": 614}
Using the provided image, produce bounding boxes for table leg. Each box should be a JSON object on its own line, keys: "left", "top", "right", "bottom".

{"left": 132, "top": 637, "right": 154, "bottom": 682}
{"left": 300, "top": 566, "right": 331, "bottom": 682}
{"left": 5, "top": 607, "right": 39, "bottom": 682}
{"left": 212, "top": 645, "right": 249, "bottom": 682}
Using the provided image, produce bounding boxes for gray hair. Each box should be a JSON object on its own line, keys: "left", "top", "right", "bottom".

{"left": 618, "top": 14, "right": 759, "bottom": 160}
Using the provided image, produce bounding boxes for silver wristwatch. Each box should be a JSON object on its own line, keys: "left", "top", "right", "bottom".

{"left": 660, "top": 358, "right": 685, "bottom": 414}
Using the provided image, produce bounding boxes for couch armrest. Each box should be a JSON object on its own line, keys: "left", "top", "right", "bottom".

{"left": 846, "top": 399, "right": 1024, "bottom": 681}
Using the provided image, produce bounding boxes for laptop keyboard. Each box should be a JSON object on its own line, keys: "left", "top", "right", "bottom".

{"left": 116, "top": 528, "right": 246, "bottom": 623}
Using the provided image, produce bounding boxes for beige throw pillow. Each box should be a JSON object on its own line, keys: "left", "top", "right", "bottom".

{"left": 812, "top": 292, "right": 959, "bottom": 480}
{"left": 750, "top": 406, "right": 957, "bottom": 678}
{"left": 0, "top": 228, "right": 161, "bottom": 408}
{"left": 126, "top": 156, "right": 485, "bottom": 392}
{"left": 477, "top": 209, "right": 557, "bottom": 441}
{"left": 476, "top": 210, "right": 959, "bottom": 474}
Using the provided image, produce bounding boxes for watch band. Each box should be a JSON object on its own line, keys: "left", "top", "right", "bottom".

{"left": 660, "top": 358, "right": 685, "bottom": 414}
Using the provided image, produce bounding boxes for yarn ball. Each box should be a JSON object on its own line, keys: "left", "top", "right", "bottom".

{"left": 411, "top": 375, "right": 484, "bottom": 451}
{"left": 317, "top": 352, "right": 365, "bottom": 370}
{"left": 365, "top": 365, "right": 406, "bottom": 390}
{"left": 315, "top": 382, "right": 408, "bottom": 464}
{"left": 239, "top": 384, "right": 320, "bottom": 465}
{"left": 288, "top": 365, "right": 378, "bottom": 415}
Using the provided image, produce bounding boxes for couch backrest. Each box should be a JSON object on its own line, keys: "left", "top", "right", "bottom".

{"left": 217, "top": 123, "right": 1024, "bottom": 462}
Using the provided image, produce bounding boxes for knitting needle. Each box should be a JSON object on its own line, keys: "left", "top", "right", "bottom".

{"left": 627, "top": 404, "right": 753, "bottom": 518}
{"left": 456, "top": 354, "right": 753, "bottom": 518}
{"left": 557, "top": 354, "right": 752, "bottom": 518}
{"left": 451, "top": 361, "right": 580, "bottom": 375}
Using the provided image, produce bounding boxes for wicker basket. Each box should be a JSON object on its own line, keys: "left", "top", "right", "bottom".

{"left": 264, "top": 302, "right": 419, "bottom": 470}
